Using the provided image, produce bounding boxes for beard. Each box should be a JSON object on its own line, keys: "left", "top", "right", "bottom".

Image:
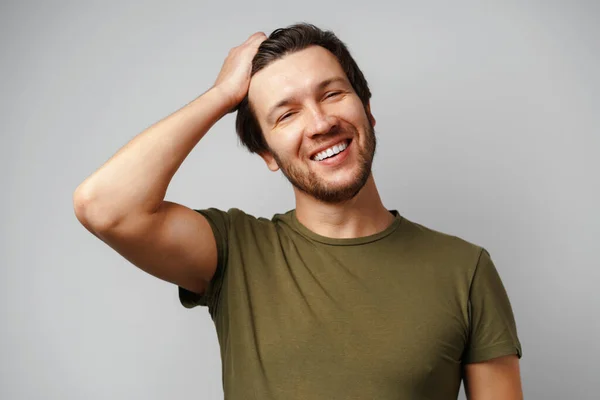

{"left": 270, "top": 121, "right": 377, "bottom": 204}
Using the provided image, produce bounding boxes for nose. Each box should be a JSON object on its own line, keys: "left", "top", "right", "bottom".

{"left": 305, "top": 105, "right": 337, "bottom": 138}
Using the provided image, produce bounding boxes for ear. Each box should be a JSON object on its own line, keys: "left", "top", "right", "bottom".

{"left": 365, "top": 102, "right": 376, "bottom": 127}
{"left": 258, "top": 150, "right": 280, "bottom": 172}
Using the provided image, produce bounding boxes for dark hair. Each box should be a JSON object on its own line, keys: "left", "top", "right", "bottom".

{"left": 235, "top": 23, "right": 372, "bottom": 154}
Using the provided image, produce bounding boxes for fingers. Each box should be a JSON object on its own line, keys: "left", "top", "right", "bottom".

{"left": 226, "top": 32, "right": 265, "bottom": 59}
{"left": 245, "top": 31, "right": 267, "bottom": 46}
{"left": 248, "top": 31, "right": 267, "bottom": 41}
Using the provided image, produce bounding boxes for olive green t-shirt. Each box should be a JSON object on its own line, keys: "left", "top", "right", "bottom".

{"left": 179, "top": 208, "right": 522, "bottom": 400}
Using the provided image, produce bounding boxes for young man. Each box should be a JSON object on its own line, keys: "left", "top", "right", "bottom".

{"left": 74, "top": 24, "right": 523, "bottom": 400}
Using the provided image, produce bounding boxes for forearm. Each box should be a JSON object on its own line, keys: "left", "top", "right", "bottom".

{"left": 73, "top": 86, "right": 231, "bottom": 229}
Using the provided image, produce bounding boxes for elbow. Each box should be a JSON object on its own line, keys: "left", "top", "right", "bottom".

{"left": 72, "top": 185, "right": 120, "bottom": 233}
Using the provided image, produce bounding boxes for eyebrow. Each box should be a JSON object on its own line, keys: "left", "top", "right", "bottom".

{"left": 265, "top": 76, "right": 348, "bottom": 123}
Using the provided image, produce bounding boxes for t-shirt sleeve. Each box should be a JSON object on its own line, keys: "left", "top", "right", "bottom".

{"left": 462, "top": 248, "right": 523, "bottom": 364}
{"left": 178, "top": 207, "right": 230, "bottom": 316}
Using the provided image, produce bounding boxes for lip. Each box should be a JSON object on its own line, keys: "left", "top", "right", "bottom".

{"left": 311, "top": 139, "right": 353, "bottom": 167}
{"left": 309, "top": 138, "right": 352, "bottom": 160}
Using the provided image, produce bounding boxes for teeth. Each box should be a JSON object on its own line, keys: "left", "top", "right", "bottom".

{"left": 313, "top": 140, "right": 348, "bottom": 161}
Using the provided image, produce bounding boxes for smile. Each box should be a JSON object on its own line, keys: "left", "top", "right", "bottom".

{"left": 312, "top": 140, "right": 351, "bottom": 161}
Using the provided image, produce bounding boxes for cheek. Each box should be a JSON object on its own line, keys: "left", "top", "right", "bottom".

{"left": 268, "top": 130, "right": 304, "bottom": 159}
{"left": 345, "top": 102, "right": 370, "bottom": 124}
{"left": 329, "top": 97, "right": 369, "bottom": 126}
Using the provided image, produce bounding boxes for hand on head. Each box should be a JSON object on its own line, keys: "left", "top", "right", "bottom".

{"left": 212, "top": 32, "right": 267, "bottom": 112}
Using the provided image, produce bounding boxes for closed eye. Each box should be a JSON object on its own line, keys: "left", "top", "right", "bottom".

{"left": 324, "top": 91, "right": 341, "bottom": 99}
{"left": 279, "top": 112, "right": 294, "bottom": 122}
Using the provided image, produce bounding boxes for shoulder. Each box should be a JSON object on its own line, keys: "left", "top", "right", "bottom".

{"left": 201, "top": 207, "right": 288, "bottom": 240}
{"left": 400, "top": 216, "right": 485, "bottom": 272}
{"left": 197, "top": 207, "right": 275, "bottom": 225}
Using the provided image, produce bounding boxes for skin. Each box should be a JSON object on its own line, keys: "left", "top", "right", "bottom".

{"left": 248, "top": 45, "right": 395, "bottom": 239}
{"left": 247, "top": 44, "right": 524, "bottom": 399}
{"left": 463, "top": 354, "right": 524, "bottom": 399}
{"left": 75, "top": 31, "right": 523, "bottom": 399}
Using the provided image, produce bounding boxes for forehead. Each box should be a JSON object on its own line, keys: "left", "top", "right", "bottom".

{"left": 248, "top": 46, "right": 348, "bottom": 116}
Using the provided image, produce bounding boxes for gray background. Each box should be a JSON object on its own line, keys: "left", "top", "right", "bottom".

{"left": 1, "top": 1, "right": 598, "bottom": 399}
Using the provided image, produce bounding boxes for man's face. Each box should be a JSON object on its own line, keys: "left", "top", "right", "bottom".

{"left": 248, "top": 45, "right": 376, "bottom": 204}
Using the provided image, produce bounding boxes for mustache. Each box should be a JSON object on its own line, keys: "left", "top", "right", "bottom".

{"left": 311, "top": 125, "right": 355, "bottom": 147}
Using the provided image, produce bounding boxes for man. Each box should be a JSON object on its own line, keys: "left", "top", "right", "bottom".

{"left": 73, "top": 23, "right": 523, "bottom": 399}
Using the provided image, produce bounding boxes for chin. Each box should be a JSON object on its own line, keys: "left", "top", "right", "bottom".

{"left": 310, "top": 171, "right": 371, "bottom": 203}
{"left": 274, "top": 140, "right": 374, "bottom": 203}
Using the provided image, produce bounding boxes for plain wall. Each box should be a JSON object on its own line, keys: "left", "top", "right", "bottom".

{"left": 1, "top": 1, "right": 598, "bottom": 399}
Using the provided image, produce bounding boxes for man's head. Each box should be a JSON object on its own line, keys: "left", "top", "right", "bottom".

{"left": 236, "top": 23, "right": 377, "bottom": 203}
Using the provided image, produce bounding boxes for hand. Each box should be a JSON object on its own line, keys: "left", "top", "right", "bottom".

{"left": 213, "top": 32, "right": 267, "bottom": 111}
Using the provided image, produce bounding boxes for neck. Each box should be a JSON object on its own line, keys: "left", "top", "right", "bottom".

{"left": 293, "top": 174, "right": 395, "bottom": 239}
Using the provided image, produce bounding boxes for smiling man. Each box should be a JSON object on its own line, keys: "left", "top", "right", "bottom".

{"left": 74, "top": 24, "right": 523, "bottom": 399}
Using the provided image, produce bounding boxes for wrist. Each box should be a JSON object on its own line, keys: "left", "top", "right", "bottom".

{"left": 209, "top": 85, "right": 240, "bottom": 113}
{"left": 195, "top": 86, "right": 236, "bottom": 118}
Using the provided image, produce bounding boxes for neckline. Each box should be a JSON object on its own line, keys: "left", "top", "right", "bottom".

{"left": 286, "top": 209, "right": 403, "bottom": 246}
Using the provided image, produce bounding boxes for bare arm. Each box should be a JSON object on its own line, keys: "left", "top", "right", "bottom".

{"left": 74, "top": 87, "right": 232, "bottom": 229}
{"left": 73, "top": 32, "right": 267, "bottom": 293}
{"left": 463, "top": 355, "right": 523, "bottom": 400}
